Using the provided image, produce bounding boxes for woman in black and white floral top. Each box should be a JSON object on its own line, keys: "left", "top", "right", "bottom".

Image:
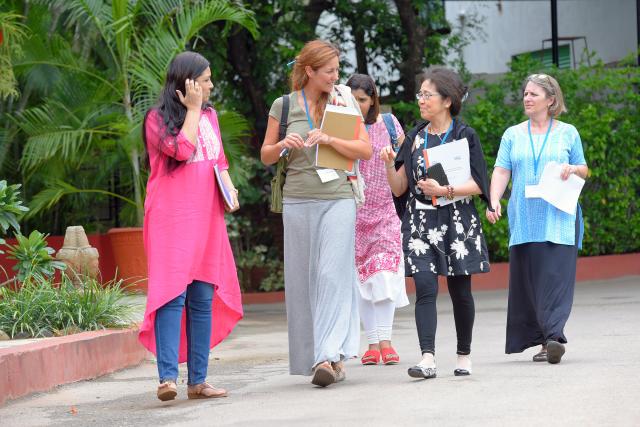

{"left": 382, "top": 68, "right": 493, "bottom": 379}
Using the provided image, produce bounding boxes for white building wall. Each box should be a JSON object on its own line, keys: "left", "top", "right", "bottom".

{"left": 445, "top": 0, "right": 637, "bottom": 74}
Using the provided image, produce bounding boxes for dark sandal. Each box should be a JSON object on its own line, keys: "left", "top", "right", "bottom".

{"left": 532, "top": 350, "right": 548, "bottom": 362}
{"left": 546, "top": 340, "right": 565, "bottom": 364}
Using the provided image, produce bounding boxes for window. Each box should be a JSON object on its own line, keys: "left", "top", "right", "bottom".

{"left": 512, "top": 44, "right": 571, "bottom": 69}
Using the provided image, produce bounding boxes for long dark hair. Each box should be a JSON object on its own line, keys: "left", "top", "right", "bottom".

{"left": 143, "top": 51, "right": 210, "bottom": 173}
{"left": 345, "top": 74, "right": 380, "bottom": 125}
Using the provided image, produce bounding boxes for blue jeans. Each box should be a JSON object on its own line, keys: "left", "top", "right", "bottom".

{"left": 154, "top": 280, "right": 214, "bottom": 384}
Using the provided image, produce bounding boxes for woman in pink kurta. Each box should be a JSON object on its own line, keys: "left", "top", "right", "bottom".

{"left": 347, "top": 74, "right": 409, "bottom": 366}
{"left": 138, "top": 52, "right": 242, "bottom": 401}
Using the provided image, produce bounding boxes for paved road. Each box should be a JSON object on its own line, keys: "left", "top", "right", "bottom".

{"left": 2, "top": 277, "right": 639, "bottom": 426}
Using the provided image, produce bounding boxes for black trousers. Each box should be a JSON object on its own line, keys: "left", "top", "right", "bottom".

{"left": 414, "top": 272, "right": 475, "bottom": 355}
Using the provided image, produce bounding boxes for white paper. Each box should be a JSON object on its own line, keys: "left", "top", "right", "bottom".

{"left": 415, "top": 199, "right": 436, "bottom": 210}
{"left": 525, "top": 161, "right": 585, "bottom": 215}
{"left": 316, "top": 168, "right": 340, "bottom": 183}
{"left": 425, "top": 138, "right": 471, "bottom": 207}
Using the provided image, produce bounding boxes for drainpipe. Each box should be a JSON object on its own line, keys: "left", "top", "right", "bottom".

{"left": 551, "top": 0, "right": 559, "bottom": 67}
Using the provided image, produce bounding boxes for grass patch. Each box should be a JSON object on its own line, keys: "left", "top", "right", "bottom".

{"left": 0, "top": 274, "right": 141, "bottom": 338}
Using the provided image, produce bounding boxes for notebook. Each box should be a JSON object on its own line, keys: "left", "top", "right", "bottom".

{"left": 214, "top": 164, "right": 235, "bottom": 210}
{"left": 315, "top": 104, "right": 361, "bottom": 171}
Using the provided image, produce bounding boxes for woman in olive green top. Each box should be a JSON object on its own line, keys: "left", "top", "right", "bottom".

{"left": 261, "top": 40, "right": 371, "bottom": 387}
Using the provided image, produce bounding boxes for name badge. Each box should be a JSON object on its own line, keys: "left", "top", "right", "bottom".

{"left": 525, "top": 185, "right": 542, "bottom": 198}
{"left": 316, "top": 168, "right": 340, "bottom": 183}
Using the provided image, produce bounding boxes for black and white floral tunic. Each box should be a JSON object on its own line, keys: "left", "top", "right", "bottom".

{"left": 394, "top": 120, "right": 492, "bottom": 277}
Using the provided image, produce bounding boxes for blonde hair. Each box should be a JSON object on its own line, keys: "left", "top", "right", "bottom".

{"left": 290, "top": 40, "right": 340, "bottom": 124}
{"left": 523, "top": 74, "right": 567, "bottom": 117}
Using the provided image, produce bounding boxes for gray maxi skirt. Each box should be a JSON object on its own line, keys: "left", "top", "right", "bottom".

{"left": 283, "top": 198, "right": 360, "bottom": 375}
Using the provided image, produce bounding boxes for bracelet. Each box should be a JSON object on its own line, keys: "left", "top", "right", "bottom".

{"left": 446, "top": 185, "right": 455, "bottom": 200}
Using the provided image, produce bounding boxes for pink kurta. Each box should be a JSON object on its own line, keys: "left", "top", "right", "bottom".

{"left": 355, "top": 116, "right": 404, "bottom": 284}
{"left": 138, "top": 107, "right": 243, "bottom": 362}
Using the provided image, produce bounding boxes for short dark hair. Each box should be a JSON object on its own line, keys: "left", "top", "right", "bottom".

{"left": 345, "top": 74, "right": 380, "bottom": 125}
{"left": 419, "top": 68, "right": 468, "bottom": 117}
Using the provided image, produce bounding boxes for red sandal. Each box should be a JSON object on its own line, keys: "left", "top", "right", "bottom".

{"left": 381, "top": 347, "right": 400, "bottom": 365}
{"left": 361, "top": 349, "right": 381, "bottom": 365}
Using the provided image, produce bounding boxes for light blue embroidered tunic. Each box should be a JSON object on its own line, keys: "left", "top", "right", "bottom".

{"left": 495, "top": 121, "right": 587, "bottom": 248}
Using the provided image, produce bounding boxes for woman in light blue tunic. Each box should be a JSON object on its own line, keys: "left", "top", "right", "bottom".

{"left": 486, "top": 74, "right": 588, "bottom": 364}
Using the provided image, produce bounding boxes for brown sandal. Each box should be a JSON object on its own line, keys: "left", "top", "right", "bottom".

{"left": 311, "top": 362, "right": 336, "bottom": 387}
{"left": 157, "top": 380, "right": 177, "bottom": 401}
{"left": 331, "top": 362, "right": 346, "bottom": 382}
{"left": 187, "top": 382, "right": 227, "bottom": 399}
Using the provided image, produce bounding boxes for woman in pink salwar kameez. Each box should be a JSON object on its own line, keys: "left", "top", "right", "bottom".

{"left": 346, "top": 74, "right": 409, "bottom": 367}
{"left": 138, "top": 52, "right": 242, "bottom": 401}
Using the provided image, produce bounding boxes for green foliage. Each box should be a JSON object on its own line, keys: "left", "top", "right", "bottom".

{"left": 464, "top": 54, "right": 640, "bottom": 260}
{"left": 0, "top": 180, "right": 29, "bottom": 236}
{"left": 4, "top": 0, "right": 258, "bottom": 230}
{"left": 387, "top": 100, "right": 421, "bottom": 130}
{"left": 0, "top": 180, "right": 29, "bottom": 254}
{"left": 0, "top": 274, "right": 139, "bottom": 338}
{"left": 4, "top": 230, "right": 66, "bottom": 282}
{"left": 0, "top": 11, "right": 28, "bottom": 100}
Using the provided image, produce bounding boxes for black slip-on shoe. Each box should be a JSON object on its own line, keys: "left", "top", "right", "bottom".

{"left": 546, "top": 340, "right": 565, "bottom": 364}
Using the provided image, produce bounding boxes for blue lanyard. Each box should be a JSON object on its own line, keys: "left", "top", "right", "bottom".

{"left": 528, "top": 118, "right": 553, "bottom": 175}
{"left": 423, "top": 119, "right": 454, "bottom": 151}
{"left": 301, "top": 88, "right": 314, "bottom": 130}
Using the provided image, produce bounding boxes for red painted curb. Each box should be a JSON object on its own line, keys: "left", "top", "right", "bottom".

{"left": 241, "top": 253, "right": 640, "bottom": 304}
{"left": 0, "top": 328, "right": 148, "bottom": 406}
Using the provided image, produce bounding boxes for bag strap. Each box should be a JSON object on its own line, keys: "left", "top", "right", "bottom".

{"left": 382, "top": 113, "right": 399, "bottom": 151}
{"left": 279, "top": 94, "right": 290, "bottom": 142}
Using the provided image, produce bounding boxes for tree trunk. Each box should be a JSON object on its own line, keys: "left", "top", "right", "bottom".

{"left": 394, "top": 0, "right": 427, "bottom": 101}
{"left": 353, "top": 24, "right": 368, "bottom": 75}
{"left": 226, "top": 29, "right": 269, "bottom": 147}
{"left": 304, "top": 0, "right": 336, "bottom": 30}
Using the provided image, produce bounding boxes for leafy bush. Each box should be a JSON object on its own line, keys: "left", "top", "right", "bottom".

{"left": 0, "top": 180, "right": 29, "bottom": 254}
{"left": 4, "top": 230, "right": 66, "bottom": 283}
{"left": 463, "top": 54, "right": 640, "bottom": 261}
{"left": 0, "top": 274, "right": 140, "bottom": 338}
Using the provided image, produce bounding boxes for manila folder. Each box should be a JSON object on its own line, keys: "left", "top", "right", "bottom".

{"left": 316, "top": 104, "right": 361, "bottom": 171}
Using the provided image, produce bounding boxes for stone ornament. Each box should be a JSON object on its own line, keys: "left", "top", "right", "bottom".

{"left": 56, "top": 226, "right": 100, "bottom": 284}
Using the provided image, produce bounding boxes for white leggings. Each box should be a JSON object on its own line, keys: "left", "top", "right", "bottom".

{"left": 358, "top": 296, "right": 396, "bottom": 344}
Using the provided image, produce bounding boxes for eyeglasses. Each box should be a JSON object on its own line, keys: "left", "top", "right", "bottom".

{"left": 415, "top": 91, "right": 441, "bottom": 101}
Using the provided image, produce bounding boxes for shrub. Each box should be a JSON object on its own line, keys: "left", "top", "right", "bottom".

{"left": 0, "top": 180, "right": 29, "bottom": 254}
{"left": 4, "top": 230, "right": 66, "bottom": 283}
{"left": 0, "top": 274, "right": 140, "bottom": 338}
{"left": 463, "top": 54, "right": 640, "bottom": 260}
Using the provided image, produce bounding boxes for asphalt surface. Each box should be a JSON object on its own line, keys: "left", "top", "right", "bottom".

{"left": 1, "top": 276, "right": 639, "bottom": 426}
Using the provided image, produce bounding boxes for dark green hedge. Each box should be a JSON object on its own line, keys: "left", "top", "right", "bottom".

{"left": 390, "top": 56, "right": 639, "bottom": 261}
{"left": 462, "top": 55, "right": 640, "bottom": 261}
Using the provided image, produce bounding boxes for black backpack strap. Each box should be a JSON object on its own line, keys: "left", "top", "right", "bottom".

{"left": 279, "top": 94, "right": 290, "bottom": 142}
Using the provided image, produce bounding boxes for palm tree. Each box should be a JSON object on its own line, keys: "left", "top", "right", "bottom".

{"left": 12, "top": 0, "right": 257, "bottom": 226}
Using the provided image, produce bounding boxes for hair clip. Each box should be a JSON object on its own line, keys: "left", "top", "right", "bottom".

{"left": 461, "top": 92, "right": 469, "bottom": 103}
{"left": 286, "top": 59, "right": 296, "bottom": 68}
